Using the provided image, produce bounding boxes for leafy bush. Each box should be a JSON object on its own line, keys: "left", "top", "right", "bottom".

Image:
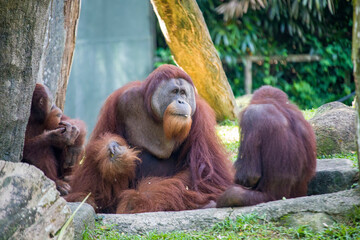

{"left": 155, "top": 0, "right": 354, "bottom": 109}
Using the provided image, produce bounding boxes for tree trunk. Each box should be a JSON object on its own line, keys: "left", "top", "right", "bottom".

{"left": 55, "top": 0, "right": 81, "bottom": 110}
{"left": 150, "top": 0, "right": 237, "bottom": 121}
{"left": 0, "top": 0, "right": 81, "bottom": 162}
{"left": 36, "top": 0, "right": 81, "bottom": 110}
{"left": 0, "top": 0, "right": 51, "bottom": 162}
{"left": 352, "top": 0, "right": 360, "bottom": 179}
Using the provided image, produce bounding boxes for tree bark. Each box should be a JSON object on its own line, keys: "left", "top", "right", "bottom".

{"left": 352, "top": 0, "right": 360, "bottom": 179}
{"left": 0, "top": 0, "right": 51, "bottom": 162}
{"left": 150, "top": 0, "right": 237, "bottom": 121}
{"left": 55, "top": 0, "right": 81, "bottom": 109}
{"left": 36, "top": 0, "right": 81, "bottom": 110}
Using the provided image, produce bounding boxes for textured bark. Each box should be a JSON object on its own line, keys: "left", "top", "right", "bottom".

{"left": 150, "top": 0, "right": 237, "bottom": 121}
{"left": 37, "top": 0, "right": 81, "bottom": 109}
{"left": 55, "top": 0, "right": 81, "bottom": 110}
{"left": 353, "top": 0, "right": 360, "bottom": 179}
{"left": 0, "top": 0, "right": 51, "bottom": 162}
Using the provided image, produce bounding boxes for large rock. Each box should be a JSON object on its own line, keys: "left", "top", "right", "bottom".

{"left": 99, "top": 189, "right": 360, "bottom": 235}
{"left": 0, "top": 160, "right": 74, "bottom": 239}
{"left": 309, "top": 102, "right": 356, "bottom": 155}
{"left": 67, "top": 202, "right": 96, "bottom": 240}
{"left": 279, "top": 212, "right": 336, "bottom": 232}
{"left": 0, "top": 0, "right": 51, "bottom": 162}
{"left": 308, "top": 158, "right": 359, "bottom": 195}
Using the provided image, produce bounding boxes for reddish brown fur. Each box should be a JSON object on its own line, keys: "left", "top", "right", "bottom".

{"left": 93, "top": 133, "right": 140, "bottom": 181}
{"left": 217, "top": 86, "right": 317, "bottom": 208}
{"left": 66, "top": 65, "right": 234, "bottom": 213}
{"left": 22, "top": 83, "right": 87, "bottom": 195}
{"left": 163, "top": 102, "right": 192, "bottom": 142}
{"left": 116, "top": 171, "right": 209, "bottom": 213}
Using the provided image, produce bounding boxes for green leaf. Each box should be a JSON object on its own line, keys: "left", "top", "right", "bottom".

{"left": 328, "top": 0, "right": 335, "bottom": 14}
{"left": 57, "top": 193, "right": 91, "bottom": 240}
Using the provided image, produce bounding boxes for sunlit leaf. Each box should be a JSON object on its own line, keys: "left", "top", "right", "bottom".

{"left": 328, "top": 0, "right": 335, "bottom": 14}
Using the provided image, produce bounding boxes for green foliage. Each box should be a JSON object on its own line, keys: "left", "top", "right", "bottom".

{"left": 217, "top": 0, "right": 337, "bottom": 41}
{"left": 282, "top": 33, "right": 354, "bottom": 108}
{"left": 154, "top": 48, "right": 175, "bottom": 68}
{"left": 219, "top": 119, "right": 237, "bottom": 126}
{"left": 155, "top": 0, "right": 354, "bottom": 109}
{"left": 302, "top": 108, "right": 317, "bottom": 120}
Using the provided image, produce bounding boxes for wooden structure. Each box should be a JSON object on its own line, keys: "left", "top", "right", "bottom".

{"left": 243, "top": 54, "right": 321, "bottom": 94}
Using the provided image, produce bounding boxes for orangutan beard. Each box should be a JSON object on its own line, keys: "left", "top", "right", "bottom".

{"left": 163, "top": 105, "right": 192, "bottom": 143}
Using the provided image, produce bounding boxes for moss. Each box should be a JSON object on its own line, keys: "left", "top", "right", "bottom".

{"left": 315, "top": 129, "right": 340, "bottom": 155}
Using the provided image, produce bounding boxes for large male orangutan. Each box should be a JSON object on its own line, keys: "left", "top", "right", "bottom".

{"left": 22, "top": 83, "right": 86, "bottom": 195}
{"left": 66, "top": 64, "right": 233, "bottom": 213}
{"left": 217, "top": 86, "right": 317, "bottom": 208}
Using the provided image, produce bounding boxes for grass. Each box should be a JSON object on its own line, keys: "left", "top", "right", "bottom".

{"left": 216, "top": 120, "right": 239, "bottom": 162}
{"left": 83, "top": 207, "right": 360, "bottom": 239}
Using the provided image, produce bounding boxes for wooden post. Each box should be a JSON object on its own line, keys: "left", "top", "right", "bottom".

{"left": 244, "top": 57, "right": 252, "bottom": 94}
{"left": 242, "top": 54, "right": 321, "bottom": 94}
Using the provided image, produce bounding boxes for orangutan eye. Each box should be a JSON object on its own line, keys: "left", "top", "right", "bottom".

{"left": 180, "top": 90, "right": 186, "bottom": 96}
{"left": 172, "top": 89, "right": 179, "bottom": 94}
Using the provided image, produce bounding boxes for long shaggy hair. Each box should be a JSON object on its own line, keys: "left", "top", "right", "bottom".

{"left": 66, "top": 64, "right": 234, "bottom": 213}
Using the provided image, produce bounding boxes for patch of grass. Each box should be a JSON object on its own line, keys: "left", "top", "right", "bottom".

{"left": 216, "top": 123, "right": 239, "bottom": 162}
{"left": 211, "top": 214, "right": 293, "bottom": 239}
{"left": 82, "top": 221, "right": 134, "bottom": 240}
{"left": 83, "top": 209, "right": 360, "bottom": 239}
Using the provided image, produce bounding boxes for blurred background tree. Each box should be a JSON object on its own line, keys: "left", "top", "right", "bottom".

{"left": 155, "top": 0, "right": 354, "bottom": 109}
